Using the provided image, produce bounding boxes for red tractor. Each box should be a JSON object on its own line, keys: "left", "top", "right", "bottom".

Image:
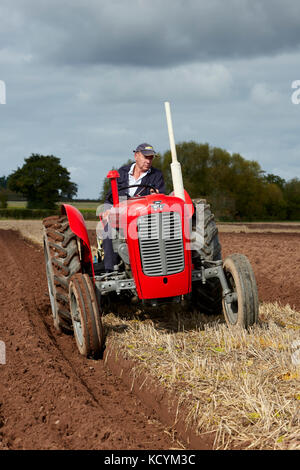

{"left": 43, "top": 104, "right": 259, "bottom": 359}
{"left": 43, "top": 179, "right": 259, "bottom": 359}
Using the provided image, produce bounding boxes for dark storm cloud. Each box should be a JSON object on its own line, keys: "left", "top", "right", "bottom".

{"left": 4, "top": 0, "right": 300, "bottom": 67}
{"left": 1, "top": 0, "right": 300, "bottom": 198}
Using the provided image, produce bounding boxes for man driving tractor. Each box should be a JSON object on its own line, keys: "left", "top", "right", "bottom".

{"left": 102, "top": 143, "right": 166, "bottom": 272}
{"left": 43, "top": 103, "right": 259, "bottom": 358}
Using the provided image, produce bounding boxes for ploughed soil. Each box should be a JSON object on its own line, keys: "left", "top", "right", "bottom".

{"left": 0, "top": 227, "right": 299, "bottom": 450}
{"left": 0, "top": 230, "right": 179, "bottom": 450}
{"left": 219, "top": 232, "right": 300, "bottom": 311}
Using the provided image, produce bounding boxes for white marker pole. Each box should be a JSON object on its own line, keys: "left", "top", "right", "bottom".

{"left": 164, "top": 102, "right": 185, "bottom": 201}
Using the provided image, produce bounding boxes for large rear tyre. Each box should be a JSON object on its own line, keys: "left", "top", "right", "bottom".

{"left": 222, "top": 253, "right": 259, "bottom": 328}
{"left": 192, "top": 200, "right": 223, "bottom": 315}
{"left": 192, "top": 199, "right": 222, "bottom": 261}
{"left": 43, "top": 215, "right": 81, "bottom": 332}
{"left": 69, "top": 273, "right": 104, "bottom": 358}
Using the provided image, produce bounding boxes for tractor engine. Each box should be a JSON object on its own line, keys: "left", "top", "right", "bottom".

{"left": 106, "top": 193, "right": 193, "bottom": 304}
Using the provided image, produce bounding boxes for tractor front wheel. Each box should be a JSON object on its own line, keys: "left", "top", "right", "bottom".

{"left": 69, "top": 273, "right": 104, "bottom": 358}
{"left": 222, "top": 253, "right": 259, "bottom": 328}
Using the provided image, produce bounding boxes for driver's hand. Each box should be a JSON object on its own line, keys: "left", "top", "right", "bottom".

{"left": 150, "top": 188, "right": 159, "bottom": 194}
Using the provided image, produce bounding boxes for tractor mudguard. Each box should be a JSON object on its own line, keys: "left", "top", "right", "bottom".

{"left": 60, "top": 204, "right": 94, "bottom": 275}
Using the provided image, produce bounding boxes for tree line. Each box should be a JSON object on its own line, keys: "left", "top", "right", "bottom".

{"left": 100, "top": 141, "right": 299, "bottom": 221}
{"left": 1, "top": 146, "right": 299, "bottom": 220}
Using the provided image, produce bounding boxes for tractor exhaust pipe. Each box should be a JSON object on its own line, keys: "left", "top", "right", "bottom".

{"left": 164, "top": 101, "right": 185, "bottom": 201}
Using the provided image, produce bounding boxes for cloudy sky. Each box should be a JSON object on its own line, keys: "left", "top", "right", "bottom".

{"left": 1, "top": 0, "right": 300, "bottom": 198}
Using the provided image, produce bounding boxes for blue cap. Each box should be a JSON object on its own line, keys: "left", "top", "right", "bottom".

{"left": 133, "top": 143, "right": 157, "bottom": 156}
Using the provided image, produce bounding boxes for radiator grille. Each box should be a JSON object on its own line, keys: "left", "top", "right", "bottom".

{"left": 137, "top": 212, "right": 184, "bottom": 276}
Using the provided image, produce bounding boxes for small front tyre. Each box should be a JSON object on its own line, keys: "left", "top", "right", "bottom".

{"left": 222, "top": 253, "right": 259, "bottom": 328}
{"left": 69, "top": 273, "right": 104, "bottom": 358}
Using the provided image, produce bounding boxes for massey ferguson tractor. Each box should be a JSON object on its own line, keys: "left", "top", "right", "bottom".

{"left": 43, "top": 103, "right": 259, "bottom": 359}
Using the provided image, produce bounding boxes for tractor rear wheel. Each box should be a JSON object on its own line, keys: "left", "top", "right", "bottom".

{"left": 69, "top": 273, "right": 104, "bottom": 358}
{"left": 222, "top": 253, "right": 259, "bottom": 328}
{"left": 43, "top": 215, "right": 81, "bottom": 332}
{"left": 192, "top": 200, "right": 223, "bottom": 315}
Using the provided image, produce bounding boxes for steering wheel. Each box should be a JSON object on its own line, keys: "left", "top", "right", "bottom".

{"left": 108, "top": 184, "right": 158, "bottom": 204}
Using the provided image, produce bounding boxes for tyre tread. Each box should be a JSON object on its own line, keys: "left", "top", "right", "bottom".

{"left": 192, "top": 200, "right": 223, "bottom": 315}
{"left": 43, "top": 215, "right": 81, "bottom": 332}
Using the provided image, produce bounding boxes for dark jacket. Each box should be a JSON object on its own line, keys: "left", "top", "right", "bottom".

{"left": 105, "top": 164, "right": 166, "bottom": 203}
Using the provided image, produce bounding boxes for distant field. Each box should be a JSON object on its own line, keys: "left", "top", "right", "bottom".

{"left": 7, "top": 200, "right": 100, "bottom": 210}
{"left": 7, "top": 201, "right": 27, "bottom": 208}
{"left": 63, "top": 201, "right": 101, "bottom": 210}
